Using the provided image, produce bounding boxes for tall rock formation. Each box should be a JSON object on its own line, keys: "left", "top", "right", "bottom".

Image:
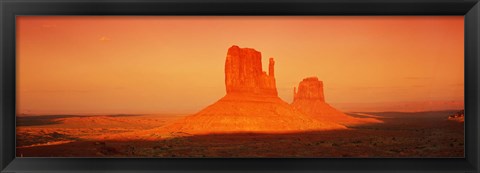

{"left": 163, "top": 46, "right": 345, "bottom": 134}
{"left": 225, "top": 45, "right": 277, "bottom": 96}
{"left": 292, "top": 77, "right": 381, "bottom": 126}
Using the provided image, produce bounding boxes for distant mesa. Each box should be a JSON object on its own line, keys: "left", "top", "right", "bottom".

{"left": 164, "top": 45, "right": 347, "bottom": 134}
{"left": 291, "top": 77, "right": 382, "bottom": 126}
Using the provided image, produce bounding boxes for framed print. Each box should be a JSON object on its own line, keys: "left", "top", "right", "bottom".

{"left": 1, "top": 0, "right": 479, "bottom": 172}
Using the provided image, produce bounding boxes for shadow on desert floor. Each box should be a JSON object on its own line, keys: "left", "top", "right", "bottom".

{"left": 16, "top": 110, "right": 464, "bottom": 158}
{"left": 17, "top": 125, "right": 463, "bottom": 158}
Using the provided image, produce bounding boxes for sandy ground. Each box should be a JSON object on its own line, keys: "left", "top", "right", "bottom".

{"left": 16, "top": 111, "right": 464, "bottom": 158}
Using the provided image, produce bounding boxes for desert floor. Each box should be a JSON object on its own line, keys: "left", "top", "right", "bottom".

{"left": 16, "top": 110, "right": 464, "bottom": 157}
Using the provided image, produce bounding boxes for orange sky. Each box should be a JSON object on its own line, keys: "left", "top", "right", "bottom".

{"left": 16, "top": 16, "right": 464, "bottom": 115}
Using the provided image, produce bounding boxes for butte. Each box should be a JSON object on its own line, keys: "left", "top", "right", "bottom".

{"left": 291, "top": 77, "right": 382, "bottom": 126}
{"left": 164, "top": 45, "right": 346, "bottom": 134}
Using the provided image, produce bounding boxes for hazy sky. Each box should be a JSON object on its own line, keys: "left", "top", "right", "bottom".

{"left": 17, "top": 16, "right": 464, "bottom": 115}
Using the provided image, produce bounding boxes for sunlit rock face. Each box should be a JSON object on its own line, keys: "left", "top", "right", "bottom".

{"left": 225, "top": 45, "right": 277, "bottom": 97}
{"left": 164, "top": 46, "right": 346, "bottom": 134}
{"left": 292, "top": 77, "right": 381, "bottom": 126}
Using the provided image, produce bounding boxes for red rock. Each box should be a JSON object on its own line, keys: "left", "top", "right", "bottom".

{"left": 225, "top": 45, "right": 277, "bottom": 97}
{"left": 162, "top": 46, "right": 345, "bottom": 134}
{"left": 293, "top": 77, "right": 325, "bottom": 102}
{"left": 164, "top": 94, "right": 345, "bottom": 134}
{"left": 292, "top": 77, "right": 381, "bottom": 126}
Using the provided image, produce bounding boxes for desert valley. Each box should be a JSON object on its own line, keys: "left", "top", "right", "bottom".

{"left": 16, "top": 46, "right": 464, "bottom": 157}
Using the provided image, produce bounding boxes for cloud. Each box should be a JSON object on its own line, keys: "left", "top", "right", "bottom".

{"left": 99, "top": 36, "right": 111, "bottom": 41}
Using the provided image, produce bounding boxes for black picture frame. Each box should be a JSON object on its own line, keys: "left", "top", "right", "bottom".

{"left": 1, "top": 0, "right": 479, "bottom": 172}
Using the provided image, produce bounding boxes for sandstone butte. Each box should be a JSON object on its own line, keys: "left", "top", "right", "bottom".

{"left": 291, "top": 77, "right": 382, "bottom": 126}
{"left": 161, "top": 45, "right": 347, "bottom": 135}
{"left": 97, "top": 46, "right": 380, "bottom": 140}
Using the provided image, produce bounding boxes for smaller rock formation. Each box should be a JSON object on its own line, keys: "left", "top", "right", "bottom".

{"left": 448, "top": 110, "right": 464, "bottom": 123}
{"left": 292, "top": 77, "right": 381, "bottom": 126}
{"left": 294, "top": 77, "right": 325, "bottom": 102}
